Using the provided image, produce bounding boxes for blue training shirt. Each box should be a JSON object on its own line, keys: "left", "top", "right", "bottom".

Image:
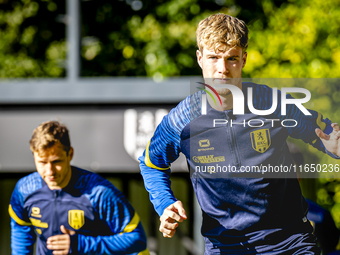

{"left": 140, "top": 82, "right": 337, "bottom": 254}
{"left": 9, "top": 166, "right": 149, "bottom": 255}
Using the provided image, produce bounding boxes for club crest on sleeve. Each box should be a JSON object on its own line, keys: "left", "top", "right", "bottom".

{"left": 250, "top": 129, "right": 271, "bottom": 153}
{"left": 68, "top": 210, "right": 84, "bottom": 230}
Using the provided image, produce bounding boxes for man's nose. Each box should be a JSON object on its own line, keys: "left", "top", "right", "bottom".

{"left": 46, "top": 163, "right": 55, "bottom": 174}
{"left": 218, "top": 59, "right": 228, "bottom": 74}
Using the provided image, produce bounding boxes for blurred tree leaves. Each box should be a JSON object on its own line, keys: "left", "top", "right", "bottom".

{"left": 0, "top": 0, "right": 65, "bottom": 77}
{"left": 81, "top": 0, "right": 218, "bottom": 77}
{"left": 244, "top": 0, "right": 340, "bottom": 79}
{"left": 80, "top": 0, "right": 280, "bottom": 78}
{"left": 2, "top": 0, "right": 339, "bottom": 79}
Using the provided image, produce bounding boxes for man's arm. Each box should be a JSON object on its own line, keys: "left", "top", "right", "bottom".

{"left": 45, "top": 222, "right": 148, "bottom": 255}
{"left": 9, "top": 213, "right": 36, "bottom": 255}
{"left": 46, "top": 218, "right": 148, "bottom": 255}
{"left": 254, "top": 84, "right": 340, "bottom": 159}
{"left": 281, "top": 90, "right": 340, "bottom": 158}
{"left": 139, "top": 95, "right": 199, "bottom": 238}
{"left": 76, "top": 220, "right": 148, "bottom": 254}
{"left": 8, "top": 179, "right": 37, "bottom": 255}
{"left": 140, "top": 155, "right": 177, "bottom": 216}
{"left": 140, "top": 155, "right": 187, "bottom": 238}
{"left": 73, "top": 181, "right": 148, "bottom": 254}
{"left": 139, "top": 96, "right": 200, "bottom": 238}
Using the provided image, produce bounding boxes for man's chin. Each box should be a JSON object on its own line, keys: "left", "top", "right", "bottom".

{"left": 215, "top": 88, "right": 231, "bottom": 96}
{"left": 213, "top": 78, "right": 242, "bottom": 87}
{"left": 45, "top": 179, "right": 58, "bottom": 186}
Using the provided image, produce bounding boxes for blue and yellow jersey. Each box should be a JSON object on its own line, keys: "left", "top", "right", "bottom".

{"left": 9, "top": 167, "right": 149, "bottom": 255}
{"left": 140, "top": 82, "right": 336, "bottom": 253}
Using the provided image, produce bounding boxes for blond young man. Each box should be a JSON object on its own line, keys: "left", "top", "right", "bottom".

{"left": 140, "top": 14, "right": 340, "bottom": 254}
{"left": 9, "top": 121, "right": 149, "bottom": 255}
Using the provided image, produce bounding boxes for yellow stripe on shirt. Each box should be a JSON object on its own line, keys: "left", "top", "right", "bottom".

{"left": 122, "top": 212, "right": 140, "bottom": 233}
{"left": 145, "top": 140, "right": 170, "bottom": 170}
{"left": 138, "top": 248, "right": 150, "bottom": 255}
{"left": 316, "top": 112, "right": 326, "bottom": 131}
{"left": 8, "top": 205, "right": 32, "bottom": 226}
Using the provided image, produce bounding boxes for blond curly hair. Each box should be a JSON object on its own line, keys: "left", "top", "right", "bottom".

{"left": 196, "top": 13, "right": 248, "bottom": 53}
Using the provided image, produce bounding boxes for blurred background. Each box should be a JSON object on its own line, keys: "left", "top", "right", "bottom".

{"left": 0, "top": 0, "right": 340, "bottom": 254}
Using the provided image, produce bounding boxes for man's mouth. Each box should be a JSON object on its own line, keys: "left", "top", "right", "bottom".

{"left": 47, "top": 176, "right": 56, "bottom": 181}
{"left": 213, "top": 78, "right": 231, "bottom": 85}
{"left": 214, "top": 78, "right": 230, "bottom": 82}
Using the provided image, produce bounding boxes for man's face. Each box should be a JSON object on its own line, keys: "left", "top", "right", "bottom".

{"left": 33, "top": 144, "right": 73, "bottom": 190}
{"left": 197, "top": 46, "right": 247, "bottom": 96}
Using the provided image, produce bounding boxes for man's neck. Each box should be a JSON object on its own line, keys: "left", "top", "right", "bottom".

{"left": 204, "top": 80, "right": 243, "bottom": 112}
{"left": 207, "top": 93, "right": 234, "bottom": 111}
{"left": 47, "top": 166, "right": 72, "bottom": 190}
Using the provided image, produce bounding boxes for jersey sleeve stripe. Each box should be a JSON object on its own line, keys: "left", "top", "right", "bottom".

{"left": 145, "top": 141, "right": 170, "bottom": 170}
{"left": 316, "top": 112, "right": 327, "bottom": 131}
{"left": 121, "top": 212, "right": 140, "bottom": 233}
{"left": 8, "top": 205, "right": 32, "bottom": 226}
{"left": 138, "top": 248, "right": 150, "bottom": 255}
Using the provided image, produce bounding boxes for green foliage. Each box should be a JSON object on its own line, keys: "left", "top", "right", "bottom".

{"left": 244, "top": 0, "right": 340, "bottom": 79}
{"left": 0, "top": 0, "right": 65, "bottom": 77}
{"left": 81, "top": 0, "right": 253, "bottom": 78}
{"left": 79, "top": 0, "right": 296, "bottom": 80}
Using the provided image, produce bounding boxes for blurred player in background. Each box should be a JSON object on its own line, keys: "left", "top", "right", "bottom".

{"left": 288, "top": 142, "right": 340, "bottom": 254}
{"left": 9, "top": 120, "right": 149, "bottom": 255}
{"left": 139, "top": 13, "right": 340, "bottom": 254}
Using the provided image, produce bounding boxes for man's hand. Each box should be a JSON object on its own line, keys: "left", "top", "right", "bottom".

{"left": 46, "top": 225, "right": 76, "bottom": 255}
{"left": 159, "top": 201, "right": 187, "bottom": 238}
{"left": 316, "top": 123, "right": 340, "bottom": 157}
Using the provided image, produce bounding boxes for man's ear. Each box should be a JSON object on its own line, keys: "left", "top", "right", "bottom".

{"left": 242, "top": 52, "right": 247, "bottom": 68}
{"left": 68, "top": 147, "right": 74, "bottom": 160}
{"left": 197, "top": 50, "right": 203, "bottom": 69}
